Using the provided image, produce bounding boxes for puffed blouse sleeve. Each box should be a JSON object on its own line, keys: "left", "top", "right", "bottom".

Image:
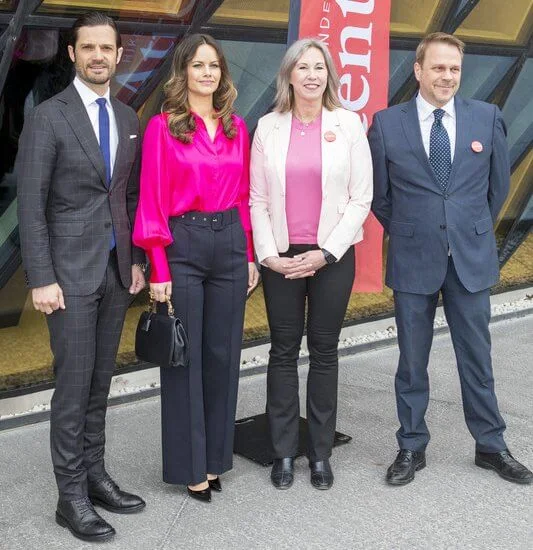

{"left": 132, "top": 114, "right": 173, "bottom": 283}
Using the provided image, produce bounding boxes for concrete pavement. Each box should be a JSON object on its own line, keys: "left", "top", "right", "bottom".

{"left": 0, "top": 314, "right": 531, "bottom": 549}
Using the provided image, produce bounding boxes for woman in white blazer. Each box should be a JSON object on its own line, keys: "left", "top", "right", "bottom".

{"left": 250, "top": 38, "right": 373, "bottom": 490}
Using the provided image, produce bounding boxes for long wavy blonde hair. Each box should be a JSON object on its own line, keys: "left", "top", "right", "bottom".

{"left": 162, "top": 34, "right": 237, "bottom": 143}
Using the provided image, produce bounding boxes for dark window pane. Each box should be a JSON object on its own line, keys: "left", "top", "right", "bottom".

{"left": 220, "top": 40, "right": 285, "bottom": 130}
{"left": 454, "top": 0, "right": 472, "bottom": 17}
{"left": 499, "top": 194, "right": 533, "bottom": 264}
{"left": 502, "top": 58, "right": 533, "bottom": 166}
{"left": 460, "top": 54, "right": 516, "bottom": 101}
{"left": 388, "top": 49, "right": 415, "bottom": 103}
{"left": 112, "top": 34, "right": 177, "bottom": 104}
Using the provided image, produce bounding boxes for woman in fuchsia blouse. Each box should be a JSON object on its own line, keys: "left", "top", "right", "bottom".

{"left": 133, "top": 34, "right": 258, "bottom": 502}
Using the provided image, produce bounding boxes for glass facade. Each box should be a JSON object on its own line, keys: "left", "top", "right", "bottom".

{"left": 0, "top": 0, "right": 531, "bottom": 393}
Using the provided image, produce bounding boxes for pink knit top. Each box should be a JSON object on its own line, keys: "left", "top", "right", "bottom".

{"left": 285, "top": 114, "right": 323, "bottom": 244}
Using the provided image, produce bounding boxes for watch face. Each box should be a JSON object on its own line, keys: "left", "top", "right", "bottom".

{"left": 322, "top": 250, "right": 336, "bottom": 264}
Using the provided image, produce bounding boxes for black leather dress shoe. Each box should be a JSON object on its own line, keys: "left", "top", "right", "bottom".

{"left": 475, "top": 450, "right": 533, "bottom": 484}
{"left": 271, "top": 457, "right": 294, "bottom": 489}
{"left": 309, "top": 459, "right": 334, "bottom": 490}
{"left": 187, "top": 485, "right": 212, "bottom": 502}
{"left": 208, "top": 477, "right": 222, "bottom": 492}
{"left": 56, "top": 496, "right": 115, "bottom": 542}
{"left": 386, "top": 450, "right": 426, "bottom": 486}
{"left": 88, "top": 474, "right": 146, "bottom": 514}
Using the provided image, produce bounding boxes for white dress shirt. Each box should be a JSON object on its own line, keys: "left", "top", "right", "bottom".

{"left": 416, "top": 93, "right": 456, "bottom": 162}
{"left": 73, "top": 76, "right": 119, "bottom": 176}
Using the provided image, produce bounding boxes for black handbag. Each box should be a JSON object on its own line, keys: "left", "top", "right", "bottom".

{"left": 135, "top": 296, "right": 189, "bottom": 368}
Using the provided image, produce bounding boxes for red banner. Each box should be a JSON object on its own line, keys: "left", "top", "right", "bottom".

{"left": 298, "top": 0, "right": 391, "bottom": 292}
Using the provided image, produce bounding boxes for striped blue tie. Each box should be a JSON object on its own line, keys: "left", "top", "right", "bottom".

{"left": 429, "top": 108, "right": 452, "bottom": 191}
{"left": 96, "top": 97, "right": 115, "bottom": 249}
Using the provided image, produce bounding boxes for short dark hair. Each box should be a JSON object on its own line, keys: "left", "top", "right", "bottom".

{"left": 415, "top": 32, "right": 464, "bottom": 65}
{"left": 69, "top": 12, "right": 121, "bottom": 49}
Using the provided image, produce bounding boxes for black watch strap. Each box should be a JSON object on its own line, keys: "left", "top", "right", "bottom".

{"left": 321, "top": 248, "right": 337, "bottom": 264}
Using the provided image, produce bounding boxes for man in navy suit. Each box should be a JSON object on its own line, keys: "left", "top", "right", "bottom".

{"left": 368, "top": 32, "right": 532, "bottom": 485}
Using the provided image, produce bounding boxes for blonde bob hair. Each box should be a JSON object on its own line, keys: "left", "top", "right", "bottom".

{"left": 162, "top": 33, "right": 237, "bottom": 143}
{"left": 273, "top": 38, "right": 341, "bottom": 113}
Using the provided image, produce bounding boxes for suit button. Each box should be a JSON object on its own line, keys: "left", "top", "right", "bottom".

{"left": 444, "top": 193, "right": 449, "bottom": 200}
{"left": 104, "top": 222, "right": 111, "bottom": 228}
{"left": 440, "top": 224, "right": 447, "bottom": 229}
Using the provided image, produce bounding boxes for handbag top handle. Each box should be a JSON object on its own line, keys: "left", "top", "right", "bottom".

{"left": 147, "top": 294, "right": 175, "bottom": 317}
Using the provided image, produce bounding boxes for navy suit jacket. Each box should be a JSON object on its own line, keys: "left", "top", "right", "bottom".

{"left": 368, "top": 95, "right": 510, "bottom": 294}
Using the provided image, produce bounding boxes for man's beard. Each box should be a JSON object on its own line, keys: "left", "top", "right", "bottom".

{"left": 76, "top": 61, "right": 115, "bottom": 85}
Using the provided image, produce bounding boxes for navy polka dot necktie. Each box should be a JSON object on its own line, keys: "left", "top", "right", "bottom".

{"left": 429, "top": 108, "right": 451, "bottom": 191}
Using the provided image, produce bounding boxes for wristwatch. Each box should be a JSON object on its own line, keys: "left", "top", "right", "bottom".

{"left": 133, "top": 263, "right": 147, "bottom": 273}
{"left": 321, "top": 249, "right": 337, "bottom": 265}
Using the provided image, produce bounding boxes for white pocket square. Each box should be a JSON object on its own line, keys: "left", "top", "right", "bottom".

{"left": 129, "top": 134, "right": 138, "bottom": 139}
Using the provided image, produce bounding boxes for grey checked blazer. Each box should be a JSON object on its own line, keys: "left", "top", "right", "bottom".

{"left": 16, "top": 83, "right": 144, "bottom": 295}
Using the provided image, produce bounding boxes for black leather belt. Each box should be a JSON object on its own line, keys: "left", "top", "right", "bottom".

{"left": 171, "top": 208, "right": 239, "bottom": 230}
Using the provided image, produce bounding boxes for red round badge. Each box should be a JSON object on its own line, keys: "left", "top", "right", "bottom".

{"left": 471, "top": 141, "right": 483, "bottom": 153}
{"left": 324, "top": 131, "right": 336, "bottom": 142}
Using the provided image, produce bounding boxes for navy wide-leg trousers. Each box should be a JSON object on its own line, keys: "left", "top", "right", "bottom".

{"left": 161, "top": 210, "right": 248, "bottom": 485}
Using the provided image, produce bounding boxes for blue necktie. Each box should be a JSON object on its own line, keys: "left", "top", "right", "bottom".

{"left": 96, "top": 97, "right": 115, "bottom": 249}
{"left": 429, "top": 108, "right": 452, "bottom": 191}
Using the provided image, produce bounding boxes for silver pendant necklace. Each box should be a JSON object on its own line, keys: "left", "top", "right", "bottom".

{"left": 294, "top": 113, "right": 319, "bottom": 136}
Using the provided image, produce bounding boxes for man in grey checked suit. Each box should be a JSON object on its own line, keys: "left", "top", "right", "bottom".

{"left": 368, "top": 32, "right": 532, "bottom": 486}
{"left": 16, "top": 12, "right": 146, "bottom": 542}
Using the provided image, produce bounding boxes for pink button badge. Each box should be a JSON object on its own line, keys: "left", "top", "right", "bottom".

{"left": 324, "top": 131, "right": 336, "bottom": 142}
{"left": 471, "top": 141, "right": 483, "bottom": 153}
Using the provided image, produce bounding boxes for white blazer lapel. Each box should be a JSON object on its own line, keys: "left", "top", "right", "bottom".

{"left": 320, "top": 108, "right": 342, "bottom": 194}
{"left": 273, "top": 111, "right": 292, "bottom": 193}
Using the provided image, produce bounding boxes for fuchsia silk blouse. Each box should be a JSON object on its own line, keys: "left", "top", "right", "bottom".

{"left": 133, "top": 113, "right": 254, "bottom": 283}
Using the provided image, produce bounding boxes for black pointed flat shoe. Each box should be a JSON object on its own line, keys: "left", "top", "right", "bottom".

{"left": 208, "top": 477, "right": 222, "bottom": 492}
{"left": 187, "top": 486, "right": 211, "bottom": 503}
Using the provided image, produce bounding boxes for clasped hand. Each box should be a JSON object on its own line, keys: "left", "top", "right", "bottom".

{"left": 265, "top": 249, "right": 327, "bottom": 279}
